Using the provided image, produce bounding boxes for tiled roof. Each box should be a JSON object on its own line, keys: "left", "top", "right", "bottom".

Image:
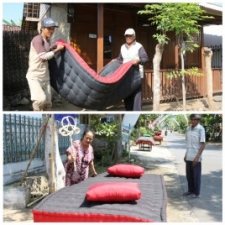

{"left": 3, "top": 25, "right": 21, "bottom": 32}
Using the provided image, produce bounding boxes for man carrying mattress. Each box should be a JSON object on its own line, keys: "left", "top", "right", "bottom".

{"left": 116, "top": 28, "right": 149, "bottom": 111}
{"left": 26, "top": 17, "right": 64, "bottom": 111}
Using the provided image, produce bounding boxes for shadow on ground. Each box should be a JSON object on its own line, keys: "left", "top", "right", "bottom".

{"left": 3, "top": 208, "right": 33, "bottom": 222}
{"left": 178, "top": 170, "right": 222, "bottom": 222}
{"left": 131, "top": 145, "right": 222, "bottom": 222}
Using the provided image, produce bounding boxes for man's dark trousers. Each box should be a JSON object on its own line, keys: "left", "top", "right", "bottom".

{"left": 186, "top": 161, "right": 202, "bottom": 195}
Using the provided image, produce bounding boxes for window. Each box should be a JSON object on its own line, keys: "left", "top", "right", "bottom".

{"left": 104, "top": 35, "right": 112, "bottom": 59}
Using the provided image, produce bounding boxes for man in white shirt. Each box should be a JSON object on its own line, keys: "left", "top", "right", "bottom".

{"left": 183, "top": 114, "right": 206, "bottom": 198}
{"left": 117, "top": 28, "right": 149, "bottom": 111}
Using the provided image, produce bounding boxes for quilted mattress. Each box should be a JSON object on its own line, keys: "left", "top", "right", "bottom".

{"left": 33, "top": 172, "right": 167, "bottom": 222}
{"left": 49, "top": 39, "right": 142, "bottom": 110}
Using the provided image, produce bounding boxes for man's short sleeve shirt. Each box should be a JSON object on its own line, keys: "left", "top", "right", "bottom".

{"left": 186, "top": 124, "right": 205, "bottom": 161}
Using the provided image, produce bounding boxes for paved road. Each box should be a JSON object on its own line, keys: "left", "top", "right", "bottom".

{"left": 164, "top": 131, "right": 222, "bottom": 222}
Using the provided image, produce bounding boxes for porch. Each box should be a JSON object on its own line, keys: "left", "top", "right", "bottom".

{"left": 2, "top": 3, "right": 222, "bottom": 110}
{"left": 142, "top": 68, "right": 222, "bottom": 104}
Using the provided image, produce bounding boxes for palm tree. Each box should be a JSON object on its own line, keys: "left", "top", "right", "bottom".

{"left": 3, "top": 19, "right": 22, "bottom": 26}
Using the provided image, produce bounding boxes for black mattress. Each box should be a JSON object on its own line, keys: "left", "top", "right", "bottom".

{"left": 49, "top": 39, "right": 142, "bottom": 110}
{"left": 33, "top": 172, "right": 167, "bottom": 222}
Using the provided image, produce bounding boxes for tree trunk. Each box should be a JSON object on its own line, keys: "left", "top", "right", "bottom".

{"left": 45, "top": 117, "right": 65, "bottom": 193}
{"left": 153, "top": 43, "right": 164, "bottom": 111}
{"left": 204, "top": 47, "right": 214, "bottom": 109}
{"left": 180, "top": 52, "right": 186, "bottom": 111}
{"left": 113, "top": 114, "right": 123, "bottom": 163}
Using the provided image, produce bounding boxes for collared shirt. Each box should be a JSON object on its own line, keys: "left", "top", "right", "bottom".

{"left": 185, "top": 123, "right": 205, "bottom": 161}
{"left": 117, "top": 41, "right": 149, "bottom": 78}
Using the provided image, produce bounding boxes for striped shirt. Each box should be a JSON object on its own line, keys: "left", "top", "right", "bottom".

{"left": 185, "top": 123, "right": 205, "bottom": 161}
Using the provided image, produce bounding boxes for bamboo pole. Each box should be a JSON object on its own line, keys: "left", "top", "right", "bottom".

{"left": 26, "top": 193, "right": 49, "bottom": 208}
{"left": 20, "top": 115, "right": 50, "bottom": 186}
{"left": 49, "top": 114, "right": 56, "bottom": 193}
{"left": 128, "top": 124, "right": 131, "bottom": 162}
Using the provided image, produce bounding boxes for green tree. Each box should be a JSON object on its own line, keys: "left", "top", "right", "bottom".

{"left": 201, "top": 114, "right": 222, "bottom": 141}
{"left": 131, "top": 114, "right": 159, "bottom": 141}
{"left": 156, "top": 114, "right": 188, "bottom": 133}
{"left": 89, "top": 114, "right": 123, "bottom": 166}
{"left": 138, "top": 3, "right": 213, "bottom": 110}
{"left": 137, "top": 114, "right": 159, "bottom": 127}
{"left": 138, "top": 4, "right": 170, "bottom": 111}
{"left": 176, "top": 115, "right": 189, "bottom": 133}
{"left": 3, "top": 19, "right": 22, "bottom": 26}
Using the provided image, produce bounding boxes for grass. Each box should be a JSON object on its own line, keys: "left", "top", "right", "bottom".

{"left": 94, "top": 156, "right": 130, "bottom": 175}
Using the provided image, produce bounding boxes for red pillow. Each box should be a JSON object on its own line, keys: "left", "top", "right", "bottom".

{"left": 107, "top": 164, "right": 145, "bottom": 178}
{"left": 86, "top": 182, "right": 141, "bottom": 202}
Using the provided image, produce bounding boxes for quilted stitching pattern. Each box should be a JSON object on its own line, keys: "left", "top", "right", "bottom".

{"left": 49, "top": 39, "right": 142, "bottom": 110}
{"left": 33, "top": 172, "right": 167, "bottom": 222}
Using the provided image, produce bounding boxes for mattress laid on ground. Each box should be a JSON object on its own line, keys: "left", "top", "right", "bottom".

{"left": 49, "top": 39, "right": 142, "bottom": 110}
{"left": 33, "top": 172, "right": 167, "bottom": 222}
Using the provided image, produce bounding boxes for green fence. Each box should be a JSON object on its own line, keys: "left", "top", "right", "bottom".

{"left": 3, "top": 114, "right": 70, "bottom": 164}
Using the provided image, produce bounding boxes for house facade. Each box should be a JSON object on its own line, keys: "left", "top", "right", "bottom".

{"left": 22, "top": 3, "right": 222, "bottom": 103}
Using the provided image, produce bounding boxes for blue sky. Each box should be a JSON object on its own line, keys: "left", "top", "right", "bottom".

{"left": 3, "top": 3, "right": 24, "bottom": 24}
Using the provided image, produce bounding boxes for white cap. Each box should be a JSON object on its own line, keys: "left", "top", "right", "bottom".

{"left": 124, "top": 28, "right": 135, "bottom": 36}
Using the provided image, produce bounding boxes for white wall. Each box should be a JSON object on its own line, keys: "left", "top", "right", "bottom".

{"left": 50, "top": 4, "right": 71, "bottom": 43}
{"left": 38, "top": 3, "right": 71, "bottom": 43}
{"left": 3, "top": 155, "right": 67, "bottom": 185}
{"left": 3, "top": 159, "right": 45, "bottom": 185}
{"left": 203, "top": 25, "right": 222, "bottom": 46}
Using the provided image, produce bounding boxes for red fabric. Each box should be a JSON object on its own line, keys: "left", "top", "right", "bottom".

{"left": 136, "top": 140, "right": 154, "bottom": 146}
{"left": 86, "top": 182, "right": 141, "bottom": 202}
{"left": 136, "top": 138, "right": 155, "bottom": 146}
{"left": 107, "top": 164, "right": 145, "bottom": 178}
{"left": 54, "top": 39, "right": 134, "bottom": 84}
{"left": 153, "top": 136, "right": 163, "bottom": 141}
{"left": 33, "top": 210, "right": 154, "bottom": 222}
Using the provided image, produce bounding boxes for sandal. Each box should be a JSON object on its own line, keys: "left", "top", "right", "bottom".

{"left": 183, "top": 191, "right": 193, "bottom": 196}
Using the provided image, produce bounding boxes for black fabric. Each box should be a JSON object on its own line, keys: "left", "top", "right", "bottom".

{"left": 49, "top": 45, "right": 141, "bottom": 110}
{"left": 33, "top": 172, "right": 167, "bottom": 222}
{"left": 124, "top": 84, "right": 142, "bottom": 111}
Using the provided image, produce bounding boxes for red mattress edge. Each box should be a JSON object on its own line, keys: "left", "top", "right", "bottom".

{"left": 54, "top": 39, "right": 134, "bottom": 84}
{"left": 136, "top": 140, "right": 155, "bottom": 146}
{"left": 32, "top": 210, "right": 154, "bottom": 222}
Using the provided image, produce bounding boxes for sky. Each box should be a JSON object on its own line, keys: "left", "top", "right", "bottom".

{"left": 2, "top": 3, "right": 24, "bottom": 25}
{"left": 2, "top": 2, "right": 223, "bottom": 25}
{"left": 19, "top": 113, "right": 42, "bottom": 118}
